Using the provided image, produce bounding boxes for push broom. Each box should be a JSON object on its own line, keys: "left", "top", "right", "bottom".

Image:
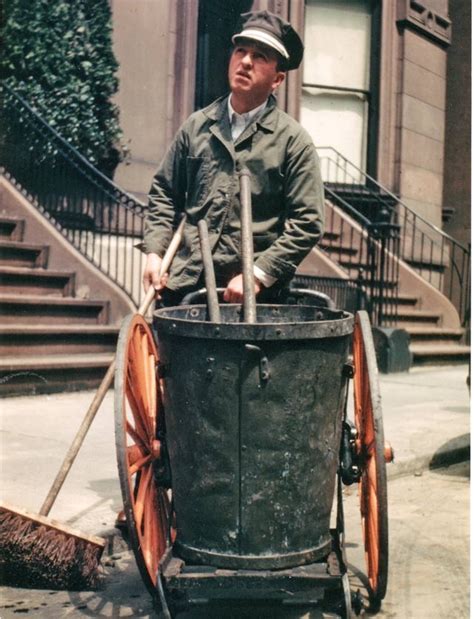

{"left": 0, "top": 218, "right": 185, "bottom": 590}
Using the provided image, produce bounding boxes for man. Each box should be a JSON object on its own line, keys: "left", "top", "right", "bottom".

{"left": 141, "top": 10, "right": 324, "bottom": 305}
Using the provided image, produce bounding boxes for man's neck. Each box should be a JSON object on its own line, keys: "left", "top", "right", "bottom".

{"left": 230, "top": 92, "right": 267, "bottom": 115}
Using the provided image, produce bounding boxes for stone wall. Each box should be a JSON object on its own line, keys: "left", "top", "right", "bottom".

{"left": 110, "top": 0, "right": 198, "bottom": 202}
{"left": 442, "top": 0, "right": 471, "bottom": 248}
{"left": 394, "top": 0, "right": 451, "bottom": 227}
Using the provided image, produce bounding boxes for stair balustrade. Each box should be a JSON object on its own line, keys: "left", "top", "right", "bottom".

{"left": 0, "top": 83, "right": 147, "bottom": 307}
{"left": 317, "top": 146, "right": 470, "bottom": 339}
{"left": 321, "top": 186, "right": 401, "bottom": 326}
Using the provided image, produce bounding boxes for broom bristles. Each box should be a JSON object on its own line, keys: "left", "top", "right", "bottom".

{"left": 0, "top": 505, "right": 105, "bottom": 590}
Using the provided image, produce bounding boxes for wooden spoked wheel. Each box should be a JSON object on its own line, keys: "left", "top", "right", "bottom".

{"left": 115, "top": 314, "right": 172, "bottom": 597}
{"left": 352, "top": 311, "right": 389, "bottom": 607}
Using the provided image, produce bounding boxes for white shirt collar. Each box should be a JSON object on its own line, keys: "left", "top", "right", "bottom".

{"left": 227, "top": 96, "right": 268, "bottom": 126}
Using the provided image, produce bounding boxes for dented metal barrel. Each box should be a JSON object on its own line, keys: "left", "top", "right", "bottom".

{"left": 154, "top": 304, "right": 353, "bottom": 570}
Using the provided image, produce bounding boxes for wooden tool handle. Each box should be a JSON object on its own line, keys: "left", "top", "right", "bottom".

{"left": 39, "top": 217, "right": 186, "bottom": 516}
{"left": 198, "top": 219, "right": 221, "bottom": 323}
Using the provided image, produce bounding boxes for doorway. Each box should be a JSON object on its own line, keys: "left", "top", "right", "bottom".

{"left": 194, "top": 0, "right": 253, "bottom": 110}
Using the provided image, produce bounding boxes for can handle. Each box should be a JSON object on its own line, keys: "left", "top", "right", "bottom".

{"left": 239, "top": 168, "right": 257, "bottom": 323}
{"left": 245, "top": 343, "right": 271, "bottom": 384}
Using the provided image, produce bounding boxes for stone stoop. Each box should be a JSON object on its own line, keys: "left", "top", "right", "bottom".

{"left": 320, "top": 223, "right": 469, "bottom": 366}
{"left": 0, "top": 215, "right": 118, "bottom": 396}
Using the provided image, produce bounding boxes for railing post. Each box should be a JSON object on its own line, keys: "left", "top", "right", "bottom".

{"left": 367, "top": 205, "right": 400, "bottom": 327}
{"left": 356, "top": 268, "right": 367, "bottom": 313}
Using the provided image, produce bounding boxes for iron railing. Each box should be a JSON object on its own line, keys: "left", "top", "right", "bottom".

{"left": 317, "top": 146, "right": 471, "bottom": 334}
{"left": 0, "top": 82, "right": 147, "bottom": 307}
{"left": 292, "top": 274, "right": 368, "bottom": 315}
{"left": 319, "top": 185, "right": 401, "bottom": 326}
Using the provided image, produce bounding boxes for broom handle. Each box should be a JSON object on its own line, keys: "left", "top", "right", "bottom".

{"left": 39, "top": 217, "right": 186, "bottom": 516}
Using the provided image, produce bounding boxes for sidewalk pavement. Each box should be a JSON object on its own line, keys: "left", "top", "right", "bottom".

{"left": 0, "top": 364, "right": 470, "bottom": 539}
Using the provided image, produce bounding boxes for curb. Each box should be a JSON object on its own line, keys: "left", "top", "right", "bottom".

{"left": 387, "top": 434, "right": 470, "bottom": 480}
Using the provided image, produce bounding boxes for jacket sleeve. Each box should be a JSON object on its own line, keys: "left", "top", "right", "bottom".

{"left": 141, "top": 127, "right": 189, "bottom": 256}
{"left": 254, "top": 137, "right": 325, "bottom": 281}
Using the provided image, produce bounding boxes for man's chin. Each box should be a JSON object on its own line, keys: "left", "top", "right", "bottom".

{"left": 230, "top": 82, "right": 251, "bottom": 94}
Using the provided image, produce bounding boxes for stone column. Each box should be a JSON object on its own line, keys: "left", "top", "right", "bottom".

{"left": 393, "top": 0, "right": 451, "bottom": 227}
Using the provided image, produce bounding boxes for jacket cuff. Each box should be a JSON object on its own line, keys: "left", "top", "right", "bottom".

{"left": 253, "top": 265, "right": 277, "bottom": 288}
{"left": 255, "top": 255, "right": 296, "bottom": 281}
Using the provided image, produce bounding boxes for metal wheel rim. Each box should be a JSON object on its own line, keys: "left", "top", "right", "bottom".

{"left": 342, "top": 572, "right": 354, "bottom": 619}
{"left": 115, "top": 313, "right": 172, "bottom": 597}
{"left": 352, "top": 310, "right": 389, "bottom": 603}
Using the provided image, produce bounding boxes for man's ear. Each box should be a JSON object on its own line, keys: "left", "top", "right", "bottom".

{"left": 272, "top": 71, "right": 286, "bottom": 92}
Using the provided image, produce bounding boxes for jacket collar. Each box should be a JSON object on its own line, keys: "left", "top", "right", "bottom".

{"left": 204, "top": 94, "right": 278, "bottom": 134}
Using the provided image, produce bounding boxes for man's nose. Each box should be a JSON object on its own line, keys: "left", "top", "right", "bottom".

{"left": 241, "top": 52, "right": 253, "bottom": 67}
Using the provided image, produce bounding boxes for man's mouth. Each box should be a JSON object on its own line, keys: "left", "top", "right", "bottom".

{"left": 236, "top": 71, "right": 251, "bottom": 80}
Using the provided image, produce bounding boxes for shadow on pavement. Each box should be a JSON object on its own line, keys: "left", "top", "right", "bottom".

{"left": 429, "top": 435, "right": 470, "bottom": 473}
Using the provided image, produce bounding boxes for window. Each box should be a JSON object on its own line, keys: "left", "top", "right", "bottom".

{"left": 301, "top": 0, "right": 376, "bottom": 180}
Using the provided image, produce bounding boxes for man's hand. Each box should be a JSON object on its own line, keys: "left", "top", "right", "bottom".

{"left": 142, "top": 253, "right": 167, "bottom": 296}
{"left": 223, "top": 274, "right": 261, "bottom": 303}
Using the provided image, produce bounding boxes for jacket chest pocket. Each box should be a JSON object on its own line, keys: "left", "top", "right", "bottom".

{"left": 186, "top": 156, "right": 209, "bottom": 207}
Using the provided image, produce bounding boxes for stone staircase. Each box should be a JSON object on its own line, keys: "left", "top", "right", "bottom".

{"left": 318, "top": 205, "right": 470, "bottom": 365}
{"left": 378, "top": 294, "right": 469, "bottom": 365}
{"left": 0, "top": 215, "right": 118, "bottom": 396}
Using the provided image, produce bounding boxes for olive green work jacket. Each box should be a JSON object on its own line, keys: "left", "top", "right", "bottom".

{"left": 142, "top": 94, "right": 324, "bottom": 292}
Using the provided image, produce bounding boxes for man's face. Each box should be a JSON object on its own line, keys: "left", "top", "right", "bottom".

{"left": 228, "top": 40, "right": 285, "bottom": 103}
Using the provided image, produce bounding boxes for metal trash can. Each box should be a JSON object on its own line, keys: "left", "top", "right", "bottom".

{"left": 154, "top": 304, "right": 353, "bottom": 570}
{"left": 372, "top": 327, "right": 412, "bottom": 373}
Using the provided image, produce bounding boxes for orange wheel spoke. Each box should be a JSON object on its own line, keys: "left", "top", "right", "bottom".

{"left": 129, "top": 333, "right": 153, "bottom": 435}
{"left": 128, "top": 365, "right": 151, "bottom": 430}
{"left": 143, "top": 486, "right": 159, "bottom": 579}
{"left": 140, "top": 333, "right": 151, "bottom": 417}
{"left": 129, "top": 453, "right": 153, "bottom": 476}
{"left": 125, "top": 380, "right": 150, "bottom": 441}
{"left": 127, "top": 444, "right": 146, "bottom": 467}
{"left": 126, "top": 421, "right": 149, "bottom": 453}
{"left": 133, "top": 463, "right": 152, "bottom": 528}
{"left": 148, "top": 354, "right": 157, "bottom": 433}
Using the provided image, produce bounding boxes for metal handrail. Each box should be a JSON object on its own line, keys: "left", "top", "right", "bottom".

{"left": 0, "top": 82, "right": 147, "bottom": 307}
{"left": 317, "top": 146, "right": 470, "bottom": 331}
{"left": 321, "top": 186, "right": 401, "bottom": 326}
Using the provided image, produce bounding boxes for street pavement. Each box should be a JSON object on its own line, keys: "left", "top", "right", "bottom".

{"left": 0, "top": 363, "right": 470, "bottom": 617}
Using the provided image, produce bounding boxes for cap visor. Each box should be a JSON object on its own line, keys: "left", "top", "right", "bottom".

{"left": 232, "top": 29, "right": 289, "bottom": 60}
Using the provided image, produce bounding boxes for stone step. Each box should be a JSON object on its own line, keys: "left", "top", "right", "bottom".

{"left": 410, "top": 343, "right": 471, "bottom": 365}
{"left": 392, "top": 308, "right": 441, "bottom": 327}
{"left": 405, "top": 326, "right": 465, "bottom": 345}
{"left": 0, "top": 217, "right": 25, "bottom": 241}
{"left": 0, "top": 352, "right": 114, "bottom": 397}
{"left": 404, "top": 256, "right": 446, "bottom": 273}
{"left": 322, "top": 230, "right": 340, "bottom": 241}
{"left": 372, "top": 293, "right": 419, "bottom": 307}
{"left": 0, "top": 325, "right": 119, "bottom": 356}
{"left": 0, "top": 266, "right": 75, "bottom": 296}
{"left": 0, "top": 293, "right": 109, "bottom": 324}
{"left": 319, "top": 241, "right": 358, "bottom": 257}
{"left": 0, "top": 240, "right": 49, "bottom": 268}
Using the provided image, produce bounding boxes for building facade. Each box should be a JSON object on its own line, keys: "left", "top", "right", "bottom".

{"left": 110, "top": 0, "right": 470, "bottom": 244}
